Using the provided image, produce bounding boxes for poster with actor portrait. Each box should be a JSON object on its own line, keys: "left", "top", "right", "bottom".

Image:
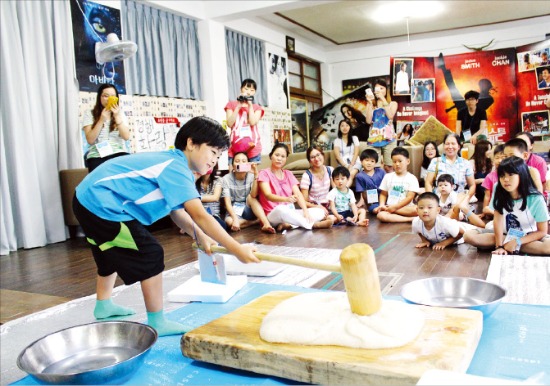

{"left": 309, "top": 84, "right": 376, "bottom": 151}
{"left": 536, "top": 66, "right": 550, "bottom": 90}
{"left": 516, "top": 40, "right": 550, "bottom": 140}
{"left": 393, "top": 58, "right": 413, "bottom": 95}
{"left": 435, "top": 48, "right": 517, "bottom": 142}
{"left": 391, "top": 57, "right": 437, "bottom": 126}
{"left": 70, "top": 0, "right": 126, "bottom": 93}
{"left": 267, "top": 48, "right": 290, "bottom": 109}
{"left": 342, "top": 75, "right": 387, "bottom": 95}
{"left": 521, "top": 110, "right": 549, "bottom": 136}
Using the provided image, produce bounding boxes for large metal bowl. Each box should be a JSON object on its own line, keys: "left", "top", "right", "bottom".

{"left": 400, "top": 277, "right": 506, "bottom": 318}
{"left": 17, "top": 321, "right": 157, "bottom": 385}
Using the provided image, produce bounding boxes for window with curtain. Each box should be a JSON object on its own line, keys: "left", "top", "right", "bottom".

{"left": 225, "top": 29, "right": 267, "bottom": 106}
{"left": 121, "top": 0, "right": 202, "bottom": 99}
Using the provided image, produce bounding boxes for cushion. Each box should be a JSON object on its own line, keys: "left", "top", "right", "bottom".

{"left": 408, "top": 115, "right": 453, "bottom": 146}
{"left": 285, "top": 159, "right": 311, "bottom": 171}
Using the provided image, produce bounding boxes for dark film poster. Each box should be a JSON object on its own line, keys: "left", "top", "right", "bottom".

{"left": 309, "top": 83, "right": 379, "bottom": 151}
{"left": 435, "top": 48, "right": 517, "bottom": 142}
{"left": 70, "top": 0, "right": 127, "bottom": 94}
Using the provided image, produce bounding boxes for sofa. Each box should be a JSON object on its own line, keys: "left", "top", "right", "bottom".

{"left": 259, "top": 144, "right": 424, "bottom": 180}
{"left": 59, "top": 168, "right": 88, "bottom": 237}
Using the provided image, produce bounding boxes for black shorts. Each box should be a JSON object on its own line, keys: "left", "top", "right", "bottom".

{"left": 338, "top": 210, "right": 354, "bottom": 218}
{"left": 73, "top": 195, "right": 164, "bottom": 285}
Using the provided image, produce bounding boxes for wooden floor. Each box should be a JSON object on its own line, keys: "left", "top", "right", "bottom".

{"left": 0, "top": 217, "right": 493, "bottom": 324}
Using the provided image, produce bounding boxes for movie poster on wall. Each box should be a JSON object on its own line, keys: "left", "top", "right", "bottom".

{"left": 434, "top": 49, "right": 517, "bottom": 142}
{"left": 516, "top": 40, "right": 550, "bottom": 138}
{"left": 70, "top": 0, "right": 127, "bottom": 94}
{"left": 342, "top": 75, "right": 389, "bottom": 95}
{"left": 290, "top": 97, "right": 309, "bottom": 153}
{"left": 266, "top": 46, "right": 290, "bottom": 110}
{"left": 309, "top": 83, "right": 378, "bottom": 151}
{"left": 390, "top": 57, "right": 437, "bottom": 138}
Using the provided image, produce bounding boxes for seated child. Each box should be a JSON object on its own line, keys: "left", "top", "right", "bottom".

{"left": 503, "top": 138, "right": 543, "bottom": 193}
{"left": 413, "top": 192, "right": 465, "bottom": 250}
{"left": 435, "top": 174, "right": 458, "bottom": 217}
{"left": 464, "top": 156, "right": 550, "bottom": 255}
{"left": 515, "top": 132, "right": 547, "bottom": 199}
{"left": 195, "top": 164, "right": 227, "bottom": 231}
{"left": 481, "top": 144, "right": 505, "bottom": 218}
{"left": 327, "top": 166, "right": 368, "bottom": 226}
{"left": 222, "top": 152, "right": 274, "bottom": 233}
{"left": 437, "top": 173, "right": 486, "bottom": 228}
{"left": 374, "top": 147, "right": 419, "bottom": 223}
{"left": 354, "top": 149, "right": 386, "bottom": 214}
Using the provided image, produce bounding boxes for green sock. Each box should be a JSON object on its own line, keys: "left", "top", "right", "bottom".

{"left": 147, "top": 311, "right": 191, "bottom": 337}
{"left": 94, "top": 298, "right": 136, "bottom": 320}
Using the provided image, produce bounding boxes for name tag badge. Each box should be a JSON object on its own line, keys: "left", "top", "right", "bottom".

{"left": 504, "top": 228, "right": 525, "bottom": 253}
{"left": 96, "top": 141, "right": 114, "bottom": 158}
{"left": 462, "top": 129, "right": 472, "bottom": 142}
{"left": 240, "top": 125, "right": 252, "bottom": 138}
{"left": 233, "top": 202, "right": 245, "bottom": 217}
{"left": 387, "top": 189, "right": 401, "bottom": 206}
{"left": 366, "top": 189, "right": 379, "bottom": 204}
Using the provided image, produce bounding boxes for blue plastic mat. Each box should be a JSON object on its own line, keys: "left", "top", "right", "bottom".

{"left": 13, "top": 283, "right": 550, "bottom": 384}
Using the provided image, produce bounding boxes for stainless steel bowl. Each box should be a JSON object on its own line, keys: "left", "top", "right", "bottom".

{"left": 17, "top": 321, "right": 157, "bottom": 385}
{"left": 400, "top": 277, "right": 506, "bottom": 318}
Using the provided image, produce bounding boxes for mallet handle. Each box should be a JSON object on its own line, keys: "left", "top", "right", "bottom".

{"left": 192, "top": 243, "right": 341, "bottom": 273}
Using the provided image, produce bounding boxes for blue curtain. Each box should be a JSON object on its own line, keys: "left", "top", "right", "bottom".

{"left": 225, "top": 29, "right": 267, "bottom": 106}
{"left": 121, "top": 0, "right": 201, "bottom": 99}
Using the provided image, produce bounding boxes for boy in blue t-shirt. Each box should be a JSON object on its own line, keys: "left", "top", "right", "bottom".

{"left": 73, "top": 116, "right": 258, "bottom": 336}
{"left": 354, "top": 149, "right": 386, "bottom": 214}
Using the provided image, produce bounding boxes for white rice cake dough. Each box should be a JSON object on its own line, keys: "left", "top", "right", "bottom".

{"left": 260, "top": 292, "right": 425, "bottom": 349}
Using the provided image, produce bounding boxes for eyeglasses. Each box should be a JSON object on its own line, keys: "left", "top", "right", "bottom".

{"left": 310, "top": 154, "right": 323, "bottom": 159}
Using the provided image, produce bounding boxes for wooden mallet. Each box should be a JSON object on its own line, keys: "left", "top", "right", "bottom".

{"left": 192, "top": 243, "right": 382, "bottom": 316}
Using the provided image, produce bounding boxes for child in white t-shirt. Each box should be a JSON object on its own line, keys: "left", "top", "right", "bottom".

{"left": 413, "top": 192, "right": 465, "bottom": 250}
{"left": 438, "top": 173, "right": 487, "bottom": 228}
{"left": 327, "top": 166, "right": 368, "bottom": 226}
{"left": 436, "top": 174, "right": 458, "bottom": 216}
{"left": 374, "top": 147, "right": 419, "bottom": 223}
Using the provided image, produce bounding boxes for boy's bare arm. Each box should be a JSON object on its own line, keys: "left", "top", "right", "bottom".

{"left": 329, "top": 200, "right": 339, "bottom": 218}
{"left": 178, "top": 200, "right": 259, "bottom": 263}
{"left": 433, "top": 228, "right": 464, "bottom": 250}
{"left": 391, "top": 191, "right": 416, "bottom": 211}
{"left": 416, "top": 233, "right": 431, "bottom": 248}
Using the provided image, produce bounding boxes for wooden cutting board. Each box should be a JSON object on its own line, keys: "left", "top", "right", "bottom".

{"left": 182, "top": 291, "right": 483, "bottom": 385}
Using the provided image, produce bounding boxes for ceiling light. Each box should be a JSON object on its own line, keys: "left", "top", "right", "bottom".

{"left": 371, "top": 1, "right": 444, "bottom": 24}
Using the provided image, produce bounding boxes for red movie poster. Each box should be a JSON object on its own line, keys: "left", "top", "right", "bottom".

{"left": 516, "top": 40, "right": 550, "bottom": 138}
{"left": 390, "top": 57, "right": 437, "bottom": 140}
{"left": 391, "top": 57, "right": 437, "bottom": 123}
{"left": 435, "top": 49, "right": 517, "bottom": 142}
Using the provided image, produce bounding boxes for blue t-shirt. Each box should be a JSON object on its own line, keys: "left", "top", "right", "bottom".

{"left": 76, "top": 149, "right": 199, "bottom": 225}
{"left": 355, "top": 167, "right": 385, "bottom": 193}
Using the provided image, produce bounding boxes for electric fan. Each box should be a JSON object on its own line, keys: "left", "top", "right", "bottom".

{"left": 95, "top": 33, "right": 137, "bottom": 65}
